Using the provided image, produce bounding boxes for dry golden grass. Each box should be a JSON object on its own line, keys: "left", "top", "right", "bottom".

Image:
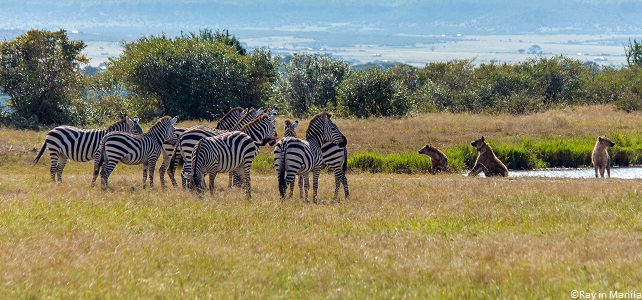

{"left": 2, "top": 105, "right": 642, "bottom": 298}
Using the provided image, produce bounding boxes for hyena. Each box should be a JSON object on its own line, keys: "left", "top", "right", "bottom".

{"left": 592, "top": 135, "right": 615, "bottom": 178}
{"left": 418, "top": 144, "right": 448, "bottom": 174}
{"left": 468, "top": 136, "right": 508, "bottom": 177}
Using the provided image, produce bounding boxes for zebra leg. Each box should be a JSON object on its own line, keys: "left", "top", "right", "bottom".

{"left": 342, "top": 174, "right": 350, "bottom": 199}
{"left": 298, "top": 174, "right": 304, "bottom": 200}
{"left": 91, "top": 159, "right": 101, "bottom": 187}
{"left": 312, "top": 167, "right": 321, "bottom": 204}
{"left": 302, "top": 174, "right": 310, "bottom": 202}
{"left": 148, "top": 158, "right": 158, "bottom": 189}
{"left": 333, "top": 168, "right": 341, "bottom": 201}
{"left": 158, "top": 159, "right": 168, "bottom": 188}
{"left": 48, "top": 152, "right": 59, "bottom": 182}
{"left": 241, "top": 164, "right": 252, "bottom": 199}
{"left": 208, "top": 172, "right": 217, "bottom": 195}
{"left": 142, "top": 162, "right": 149, "bottom": 189}
{"left": 56, "top": 156, "right": 68, "bottom": 182}
{"left": 101, "top": 161, "right": 117, "bottom": 190}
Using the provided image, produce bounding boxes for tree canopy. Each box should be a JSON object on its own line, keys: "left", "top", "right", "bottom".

{"left": 0, "top": 29, "right": 87, "bottom": 127}
{"left": 107, "top": 29, "right": 277, "bottom": 120}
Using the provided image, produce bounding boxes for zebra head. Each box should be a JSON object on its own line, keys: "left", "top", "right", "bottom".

{"left": 243, "top": 112, "right": 277, "bottom": 147}
{"left": 284, "top": 119, "right": 299, "bottom": 137}
{"left": 307, "top": 112, "right": 347, "bottom": 147}
{"left": 150, "top": 116, "right": 178, "bottom": 145}
{"left": 131, "top": 116, "right": 143, "bottom": 134}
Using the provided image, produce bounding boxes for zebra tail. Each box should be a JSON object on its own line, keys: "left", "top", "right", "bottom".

{"left": 168, "top": 145, "right": 180, "bottom": 174}
{"left": 342, "top": 147, "right": 348, "bottom": 174}
{"left": 277, "top": 142, "right": 287, "bottom": 198}
{"left": 33, "top": 141, "right": 47, "bottom": 165}
{"left": 191, "top": 142, "right": 202, "bottom": 190}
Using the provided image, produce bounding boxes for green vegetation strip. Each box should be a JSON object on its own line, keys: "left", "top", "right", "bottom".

{"left": 254, "top": 133, "right": 642, "bottom": 174}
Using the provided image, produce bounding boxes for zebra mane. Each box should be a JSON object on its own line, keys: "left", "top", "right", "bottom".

{"left": 220, "top": 107, "right": 244, "bottom": 120}
{"left": 239, "top": 113, "right": 268, "bottom": 130}
{"left": 148, "top": 116, "right": 173, "bottom": 133}
{"left": 306, "top": 112, "right": 332, "bottom": 135}
{"left": 105, "top": 118, "right": 130, "bottom": 131}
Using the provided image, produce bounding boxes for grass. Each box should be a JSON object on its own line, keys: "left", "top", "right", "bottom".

{"left": 2, "top": 105, "right": 642, "bottom": 298}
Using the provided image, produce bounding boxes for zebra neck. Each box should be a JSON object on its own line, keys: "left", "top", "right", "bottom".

{"left": 146, "top": 126, "right": 167, "bottom": 145}
{"left": 242, "top": 124, "right": 264, "bottom": 142}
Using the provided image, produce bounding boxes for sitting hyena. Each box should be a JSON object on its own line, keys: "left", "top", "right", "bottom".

{"left": 418, "top": 144, "right": 448, "bottom": 174}
{"left": 468, "top": 136, "right": 508, "bottom": 177}
{"left": 592, "top": 135, "right": 615, "bottom": 178}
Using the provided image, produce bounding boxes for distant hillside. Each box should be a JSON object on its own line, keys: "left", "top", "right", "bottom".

{"left": 2, "top": 0, "right": 641, "bottom": 39}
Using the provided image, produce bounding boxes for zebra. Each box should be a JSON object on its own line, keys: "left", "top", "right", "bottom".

{"left": 164, "top": 107, "right": 269, "bottom": 186}
{"left": 170, "top": 112, "right": 277, "bottom": 189}
{"left": 189, "top": 116, "right": 278, "bottom": 198}
{"left": 92, "top": 116, "right": 178, "bottom": 190}
{"left": 275, "top": 112, "right": 347, "bottom": 203}
{"left": 275, "top": 117, "right": 349, "bottom": 201}
{"left": 274, "top": 119, "right": 300, "bottom": 196}
{"left": 158, "top": 126, "right": 187, "bottom": 187}
{"left": 33, "top": 117, "right": 142, "bottom": 182}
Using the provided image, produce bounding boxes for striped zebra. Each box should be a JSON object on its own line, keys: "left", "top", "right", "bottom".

{"left": 170, "top": 112, "right": 277, "bottom": 189}
{"left": 158, "top": 126, "right": 187, "bottom": 187}
{"left": 164, "top": 106, "right": 266, "bottom": 187}
{"left": 275, "top": 112, "right": 347, "bottom": 202}
{"left": 92, "top": 116, "right": 178, "bottom": 189}
{"left": 33, "top": 117, "right": 142, "bottom": 182}
{"left": 274, "top": 119, "right": 300, "bottom": 196}
{"left": 189, "top": 117, "right": 278, "bottom": 198}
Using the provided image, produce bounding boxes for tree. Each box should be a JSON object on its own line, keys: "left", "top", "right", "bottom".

{"left": 625, "top": 39, "right": 642, "bottom": 67}
{"left": 108, "top": 29, "right": 277, "bottom": 120}
{"left": 337, "top": 69, "right": 411, "bottom": 118}
{"left": 276, "top": 53, "right": 351, "bottom": 117}
{"left": 0, "top": 29, "right": 88, "bottom": 127}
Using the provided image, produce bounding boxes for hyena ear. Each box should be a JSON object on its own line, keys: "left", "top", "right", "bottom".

{"left": 481, "top": 136, "right": 485, "bottom": 142}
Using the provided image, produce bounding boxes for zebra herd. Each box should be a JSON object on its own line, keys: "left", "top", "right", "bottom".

{"left": 33, "top": 107, "right": 350, "bottom": 202}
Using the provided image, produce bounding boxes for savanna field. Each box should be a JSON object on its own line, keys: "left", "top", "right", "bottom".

{"left": 2, "top": 105, "right": 642, "bottom": 298}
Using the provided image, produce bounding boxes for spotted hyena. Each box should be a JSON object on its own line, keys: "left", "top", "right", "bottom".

{"left": 468, "top": 136, "right": 508, "bottom": 177}
{"left": 592, "top": 135, "right": 615, "bottom": 178}
{"left": 418, "top": 144, "right": 448, "bottom": 174}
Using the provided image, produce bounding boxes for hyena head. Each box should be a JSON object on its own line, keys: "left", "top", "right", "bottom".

{"left": 471, "top": 136, "right": 486, "bottom": 150}
{"left": 598, "top": 136, "right": 615, "bottom": 148}
{"left": 418, "top": 144, "right": 438, "bottom": 155}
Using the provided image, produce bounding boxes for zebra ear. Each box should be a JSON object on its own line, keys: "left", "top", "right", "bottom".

{"left": 133, "top": 117, "right": 139, "bottom": 123}
{"left": 256, "top": 108, "right": 264, "bottom": 115}
{"left": 269, "top": 112, "right": 277, "bottom": 122}
{"left": 171, "top": 117, "right": 177, "bottom": 125}
{"left": 293, "top": 120, "right": 299, "bottom": 128}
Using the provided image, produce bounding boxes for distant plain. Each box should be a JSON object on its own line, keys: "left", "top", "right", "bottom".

{"left": 82, "top": 32, "right": 633, "bottom": 67}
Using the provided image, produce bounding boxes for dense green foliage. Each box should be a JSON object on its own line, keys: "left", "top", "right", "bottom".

{"left": 106, "top": 29, "right": 278, "bottom": 120}
{"left": 0, "top": 29, "right": 87, "bottom": 128}
{"left": 274, "top": 53, "right": 351, "bottom": 117}
{"left": 337, "top": 68, "right": 412, "bottom": 118}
